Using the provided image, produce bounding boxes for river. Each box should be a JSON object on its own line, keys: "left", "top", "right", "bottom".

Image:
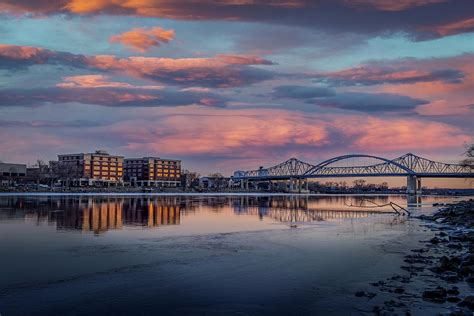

{"left": 0, "top": 194, "right": 470, "bottom": 315}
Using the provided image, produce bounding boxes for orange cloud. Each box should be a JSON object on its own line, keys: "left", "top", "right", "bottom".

{"left": 0, "top": 44, "right": 46, "bottom": 60}
{"left": 1, "top": 0, "right": 473, "bottom": 39}
{"left": 110, "top": 27, "right": 175, "bottom": 52}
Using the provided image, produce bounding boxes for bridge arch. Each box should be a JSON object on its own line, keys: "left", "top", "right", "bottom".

{"left": 303, "top": 154, "right": 416, "bottom": 176}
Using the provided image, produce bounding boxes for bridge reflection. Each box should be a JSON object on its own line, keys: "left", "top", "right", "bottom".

{"left": 0, "top": 195, "right": 416, "bottom": 234}
{"left": 232, "top": 196, "right": 396, "bottom": 222}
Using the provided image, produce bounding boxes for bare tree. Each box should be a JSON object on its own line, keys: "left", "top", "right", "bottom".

{"left": 461, "top": 143, "right": 474, "bottom": 170}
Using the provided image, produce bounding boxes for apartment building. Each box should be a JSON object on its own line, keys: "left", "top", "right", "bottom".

{"left": 124, "top": 157, "right": 181, "bottom": 187}
{"left": 57, "top": 150, "right": 124, "bottom": 186}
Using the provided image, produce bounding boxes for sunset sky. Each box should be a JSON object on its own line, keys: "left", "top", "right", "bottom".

{"left": 1, "top": 0, "right": 473, "bottom": 175}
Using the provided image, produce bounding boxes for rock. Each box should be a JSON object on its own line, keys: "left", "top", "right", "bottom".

{"left": 411, "top": 248, "right": 428, "bottom": 253}
{"left": 447, "top": 309, "right": 473, "bottom": 316}
{"left": 459, "top": 296, "right": 474, "bottom": 309}
{"left": 372, "top": 306, "right": 381, "bottom": 315}
{"left": 447, "top": 287, "right": 460, "bottom": 296}
{"left": 447, "top": 296, "right": 462, "bottom": 303}
{"left": 458, "top": 264, "right": 474, "bottom": 277}
{"left": 355, "top": 291, "right": 376, "bottom": 298}
{"left": 384, "top": 299, "right": 405, "bottom": 308}
{"left": 431, "top": 237, "right": 441, "bottom": 244}
{"left": 440, "top": 272, "right": 462, "bottom": 283}
{"left": 394, "top": 288, "right": 405, "bottom": 294}
{"left": 422, "top": 287, "right": 447, "bottom": 303}
{"left": 461, "top": 254, "right": 474, "bottom": 266}
{"left": 431, "top": 256, "right": 461, "bottom": 273}
{"left": 448, "top": 243, "right": 463, "bottom": 250}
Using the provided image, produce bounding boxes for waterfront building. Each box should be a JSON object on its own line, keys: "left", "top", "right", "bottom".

{"left": 57, "top": 150, "right": 124, "bottom": 186}
{"left": 0, "top": 162, "right": 27, "bottom": 186}
{"left": 124, "top": 157, "right": 181, "bottom": 187}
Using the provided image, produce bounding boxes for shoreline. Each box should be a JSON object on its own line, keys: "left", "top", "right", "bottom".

{"left": 354, "top": 199, "right": 474, "bottom": 315}
{"left": 0, "top": 191, "right": 473, "bottom": 197}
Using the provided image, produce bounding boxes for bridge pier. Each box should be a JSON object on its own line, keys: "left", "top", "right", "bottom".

{"left": 407, "top": 175, "right": 422, "bottom": 195}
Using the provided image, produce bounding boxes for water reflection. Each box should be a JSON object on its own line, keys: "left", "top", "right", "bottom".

{"left": 0, "top": 195, "right": 439, "bottom": 234}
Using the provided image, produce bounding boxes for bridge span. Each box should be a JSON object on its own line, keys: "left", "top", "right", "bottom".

{"left": 232, "top": 153, "right": 473, "bottom": 194}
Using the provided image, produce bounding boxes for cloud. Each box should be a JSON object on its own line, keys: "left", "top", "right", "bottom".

{"left": 96, "top": 109, "right": 471, "bottom": 161}
{"left": 110, "top": 26, "right": 175, "bottom": 52}
{"left": 0, "top": 44, "right": 87, "bottom": 70}
{"left": 313, "top": 63, "right": 465, "bottom": 87}
{"left": 314, "top": 92, "right": 428, "bottom": 112}
{"left": 271, "top": 85, "right": 428, "bottom": 113}
{"left": 0, "top": 119, "right": 102, "bottom": 128}
{"left": 1, "top": 107, "right": 470, "bottom": 171}
{"left": 344, "top": 0, "right": 448, "bottom": 11}
{"left": 1, "top": 0, "right": 474, "bottom": 39}
{"left": 57, "top": 75, "right": 164, "bottom": 90}
{"left": 362, "top": 54, "right": 474, "bottom": 117}
{"left": 428, "top": 17, "right": 474, "bottom": 37}
{"left": 0, "top": 86, "right": 228, "bottom": 108}
{"left": 272, "top": 85, "right": 335, "bottom": 99}
{"left": 0, "top": 44, "right": 275, "bottom": 87}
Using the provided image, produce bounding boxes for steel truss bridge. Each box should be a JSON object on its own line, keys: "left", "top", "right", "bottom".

{"left": 232, "top": 153, "right": 473, "bottom": 194}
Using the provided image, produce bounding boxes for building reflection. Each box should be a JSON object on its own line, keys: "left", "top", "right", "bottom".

{"left": 0, "top": 196, "right": 183, "bottom": 234}
{"left": 0, "top": 195, "right": 425, "bottom": 233}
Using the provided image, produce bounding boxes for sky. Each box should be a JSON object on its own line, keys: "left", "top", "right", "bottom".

{"left": 0, "top": 0, "right": 473, "bottom": 178}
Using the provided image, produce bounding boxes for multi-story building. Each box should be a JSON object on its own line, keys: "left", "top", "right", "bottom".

{"left": 57, "top": 150, "right": 123, "bottom": 186}
{"left": 124, "top": 157, "right": 181, "bottom": 187}
{"left": 0, "top": 162, "right": 27, "bottom": 186}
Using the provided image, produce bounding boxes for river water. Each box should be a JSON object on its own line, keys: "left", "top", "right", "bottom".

{"left": 0, "top": 194, "right": 470, "bottom": 315}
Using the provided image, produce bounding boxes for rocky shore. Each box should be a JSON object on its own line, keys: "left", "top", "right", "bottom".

{"left": 356, "top": 199, "right": 474, "bottom": 315}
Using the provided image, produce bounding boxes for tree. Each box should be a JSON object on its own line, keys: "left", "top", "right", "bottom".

{"left": 461, "top": 143, "right": 474, "bottom": 170}
{"left": 182, "top": 170, "right": 200, "bottom": 188}
{"left": 353, "top": 179, "right": 366, "bottom": 188}
{"left": 207, "top": 173, "right": 227, "bottom": 189}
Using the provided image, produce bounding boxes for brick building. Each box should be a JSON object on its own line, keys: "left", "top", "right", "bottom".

{"left": 124, "top": 157, "right": 181, "bottom": 187}
{"left": 57, "top": 150, "right": 124, "bottom": 186}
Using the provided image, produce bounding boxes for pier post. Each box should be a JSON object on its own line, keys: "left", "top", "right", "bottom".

{"left": 407, "top": 175, "right": 422, "bottom": 195}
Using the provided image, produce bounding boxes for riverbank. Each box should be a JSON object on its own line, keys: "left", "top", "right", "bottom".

{"left": 355, "top": 199, "right": 474, "bottom": 315}
{"left": 1, "top": 186, "right": 473, "bottom": 196}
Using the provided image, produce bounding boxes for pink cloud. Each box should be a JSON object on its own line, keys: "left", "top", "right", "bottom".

{"left": 110, "top": 27, "right": 175, "bottom": 52}
{"left": 98, "top": 108, "right": 470, "bottom": 160}
{"left": 344, "top": 0, "right": 448, "bottom": 11}
{"left": 322, "top": 54, "right": 474, "bottom": 117}
{"left": 0, "top": 44, "right": 275, "bottom": 87}
{"left": 57, "top": 75, "right": 164, "bottom": 90}
{"left": 427, "top": 17, "right": 474, "bottom": 37}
